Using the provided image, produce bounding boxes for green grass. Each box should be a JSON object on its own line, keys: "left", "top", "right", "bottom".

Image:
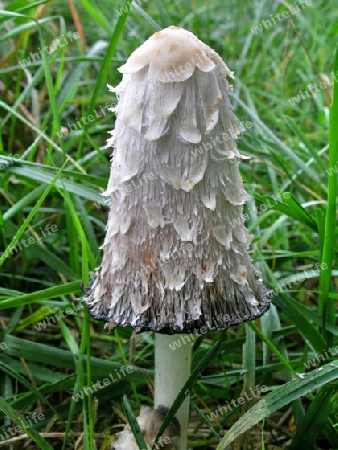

{"left": 0, "top": 0, "right": 337, "bottom": 448}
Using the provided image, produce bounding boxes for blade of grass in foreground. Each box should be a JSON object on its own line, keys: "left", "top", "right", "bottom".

{"left": 288, "top": 383, "right": 338, "bottom": 449}
{"left": 0, "top": 282, "right": 82, "bottom": 310}
{"left": 216, "top": 362, "right": 338, "bottom": 449}
{"left": 318, "top": 46, "right": 338, "bottom": 336}
{"left": 123, "top": 394, "right": 148, "bottom": 450}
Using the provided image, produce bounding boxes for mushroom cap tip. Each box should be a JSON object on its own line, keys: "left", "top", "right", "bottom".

{"left": 118, "top": 26, "right": 217, "bottom": 81}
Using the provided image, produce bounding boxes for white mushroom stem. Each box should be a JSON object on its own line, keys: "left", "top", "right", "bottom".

{"left": 155, "top": 334, "right": 192, "bottom": 450}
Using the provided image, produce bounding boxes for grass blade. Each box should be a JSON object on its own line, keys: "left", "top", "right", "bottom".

{"left": 216, "top": 362, "right": 338, "bottom": 449}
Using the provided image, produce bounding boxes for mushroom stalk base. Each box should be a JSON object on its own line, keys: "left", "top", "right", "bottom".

{"left": 155, "top": 334, "right": 192, "bottom": 450}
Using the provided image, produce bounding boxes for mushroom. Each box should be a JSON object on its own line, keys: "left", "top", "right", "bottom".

{"left": 81, "top": 26, "right": 270, "bottom": 450}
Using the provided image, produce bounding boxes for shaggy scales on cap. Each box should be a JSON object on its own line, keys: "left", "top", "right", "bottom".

{"left": 81, "top": 26, "right": 270, "bottom": 334}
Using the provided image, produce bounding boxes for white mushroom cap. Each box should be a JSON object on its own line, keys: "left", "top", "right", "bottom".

{"left": 81, "top": 27, "right": 270, "bottom": 334}
{"left": 118, "top": 26, "right": 232, "bottom": 83}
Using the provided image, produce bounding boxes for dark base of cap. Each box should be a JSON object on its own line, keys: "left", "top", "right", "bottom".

{"left": 79, "top": 274, "right": 271, "bottom": 335}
